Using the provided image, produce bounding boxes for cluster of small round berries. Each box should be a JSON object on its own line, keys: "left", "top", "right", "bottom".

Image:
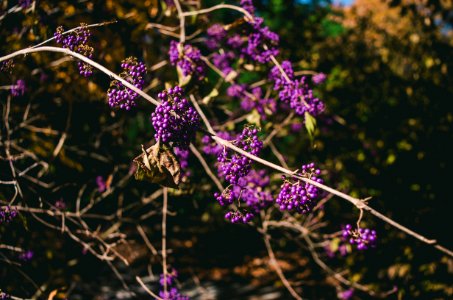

{"left": 0, "top": 206, "right": 18, "bottom": 224}
{"left": 214, "top": 187, "right": 235, "bottom": 206}
{"left": 0, "top": 289, "right": 10, "bottom": 300}
{"left": 235, "top": 169, "right": 273, "bottom": 212}
{"left": 54, "top": 24, "right": 94, "bottom": 77}
{"left": 206, "top": 24, "right": 227, "bottom": 50}
{"left": 164, "top": 0, "right": 175, "bottom": 7}
{"left": 169, "top": 41, "right": 206, "bottom": 80}
{"left": 158, "top": 269, "right": 189, "bottom": 300}
{"left": 202, "top": 132, "right": 234, "bottom": 156}
{"left": 312, "top": 72, "right": 327, "bottom": 85}
{"left": 276, "top": 163, "right": 323, "bottom": 214}
{"left": 242, "top": 17, "right": 279, "bottom": 63}
{"left": 107, "top": 57, "right": 146, "bottom": 110}
{"left": 270, "top": 61, "right": 325, "bottom": 118}
{"left": 151, "top": 86, "right": 200, "bottom": 149}
{"left": 54, "top": 199, "right": 66, "bottom": 210}
{"left": 18, "top": 250, "right": 34, "bottom": 261}
{"left": 212, "top": 51, "right": 235, "bottom": 75}
{"left": 96, "top": 175, "right": 107, "bottom": 192}
{"left": 217, "top": 126, "right": 263, "bottom": 185}
{"left": 240, "top": 0, "right": 255, "bottom": 14}
{"left": 342, "top": 224, "right": 377, "bottom": 250}
{"left": 227, "top": 84, "right": 276, "bottom": 120}
{"left": 225, "top": 210, "right": 254, "bottom": 224}
{"left": 11, "top": 79, "right": 25, "bottom": 97}
{"left": 174, "top": 147, "right": 191, "bottom": 180}
{"left": 18, "top": 0, "right": 32, "bottom": 9}
{"left": 215, "top": 170, "right": 273, "bottom": 224}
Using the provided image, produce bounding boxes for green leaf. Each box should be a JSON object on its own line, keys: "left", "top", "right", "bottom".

{"left": 304, "top": 111, "right": 317, "bottom": 138}
{"left": 177, "top": 66, "right": 192, "bottom": 87}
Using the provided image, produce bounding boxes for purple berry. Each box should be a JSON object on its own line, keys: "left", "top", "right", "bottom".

{"left": 270, "top": 61, "right": 325, "bottom": 118}
{"left": 276, "top": 163, "right": 324, "bottom": 214}
{"left": 341, "top": 224, "right": 377, "bottom": 251}
{"left": 169, "top": 41, "right": 206, "bottom": 80}
{"left": 54, "top": 24, "right": 94, "bottom": 77}
{"left": 151, "top": 86, "right": 200, "bottom": 149}
{"left": 11, "top": 79, "right": 25, "bottom": 97}
{"left": 107, "top": 57, "right": 147, "bottom": 110}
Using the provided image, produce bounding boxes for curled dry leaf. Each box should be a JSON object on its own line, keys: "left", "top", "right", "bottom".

{"left": 133, "top": 142, "right": 181, "bottom": 188}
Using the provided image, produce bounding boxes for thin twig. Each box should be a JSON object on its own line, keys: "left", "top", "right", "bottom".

{"left": 261, "top": 221, "right": 303, "bottom": 300}
{"left": 32, "top": 21, "right": 117, "bottom": 48}
{"left": 189, "top": 144, "right": 224, "bottom": 191}
{"left": 181, "top": 4, "right": 254, "bottom": 22}
{"left": 136, "top": 276, "right": 164, "bottom": 299}
{"left": 162, "top": 188, "right": 168, "bottom": 294}
{"left": 173, "top": 0, "right": 186, "bottom": 43}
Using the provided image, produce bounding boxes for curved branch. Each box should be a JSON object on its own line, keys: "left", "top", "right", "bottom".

{"left": 181, "top": 4, "right": 254, "bottom": 22}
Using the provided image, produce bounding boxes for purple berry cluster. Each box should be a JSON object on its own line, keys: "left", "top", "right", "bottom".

{"left": 206, "top": 24, "right": 227, "bottom": 50}
{"left": 0, "top": 206, "right": 18, "bottom": 224}
{"left": 204, "top": 127, "right": 266, "bottom": 224}
{"left": 338, "top": 289, "right": 354, "bottom": 300}
{"left": 203, "top": 1, "right": 278, "bottom": 62}
{"left": 107, "top": 57, "right": 146, "bottom": 110}
{"left": 0, "top": 290, "right": 10, "bottom": 300}
{"left": 227, "top": 34, "right": 244, "bottom": 49}
{"left": 96, "top": 176, "right": 107, "bottom": 192}
{"left": 212, "top": 51, "right": 235, "bottom": 75}
{"left": 220, "top": 170, "right": 273, "bottom": 224}
{"left": 234, "top": 170, "right": 273, "bottom": 211}
{"left": 240, "top": 0, "right": 255, "bottom": 14}
{"left": 19, "top": 250, "right": 34, "bottom": 261}
{"left": 225, "top": 210, "right": 254, "bottom": 224}
{"left": 157, "top": 269, "right": 189, "bottom": 300}
{"left": 214, "top": 187, "right": 235, "bottom": 206}
{"left": 169, "top": 41, "right": 206, "bottom": 80}
{"left": 55, "top": 199, "right": 66, "bottom": 210}
{"left": 312, "top": 72, "right": 327, "bottom": 85}
{"left": 242, "top": 17, "right": 279, "bottom": 63}
{"left": 174, "top": 147, "right": 191, "bottom": 180}
{"left": 276, "top": 163, "right": 323, "bottom": 214}
{"left": 227, "top": 84, "right": 276, "bottom": 120}
{"left": 54, "top": 24, "right": 94, "bottom": 77}
{"left": 342, "top": 224, "right": 377, "bottom": 250}
{"left": 164, "top": 0, "right": 175, "bottom": 7}
{"left": 11, "top": 79, "right": 25, "bottom": 97}
{"left": 19, "top": 0, "right": 32, "bottom": 9}
{"left": 202, "top": 132, "right": 234, "bottom": 156}
{"left": 151, "top": 86, "right": 200, "bottom": 148}
{"left": 217, "top": 126, "right": 263, "bottom": 185}
{"left": 270, "top": 61, "right": 325, "bottom": 118}
{"left": 209, "top": 128, "right": 268, "bottom": 224}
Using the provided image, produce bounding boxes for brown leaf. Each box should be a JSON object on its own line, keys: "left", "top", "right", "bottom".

{"left": 133, "top": 142, "right": 181, "bottom": 188}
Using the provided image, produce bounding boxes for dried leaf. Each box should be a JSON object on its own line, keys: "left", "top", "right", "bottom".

{"left": 133, "top": 143, "right": 181, "bottom": 188}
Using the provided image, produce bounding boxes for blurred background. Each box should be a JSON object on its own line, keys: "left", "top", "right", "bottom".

{"left": 1, "top": 0, "right": 452, "bottom": 299}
